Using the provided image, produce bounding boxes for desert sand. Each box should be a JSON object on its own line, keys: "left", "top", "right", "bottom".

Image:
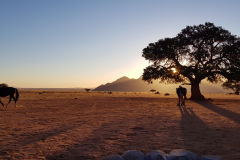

{"left": 0, "top": 91, "right": 239, "bottom": 160}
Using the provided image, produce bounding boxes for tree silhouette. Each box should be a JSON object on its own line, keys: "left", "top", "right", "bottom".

{"left": 85, "top": 88, "right": 91, "bottom": 92}
{"left": 142, "top": 22, "right": 240, "bottom": 100}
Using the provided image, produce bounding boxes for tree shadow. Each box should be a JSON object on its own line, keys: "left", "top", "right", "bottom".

{"left": 178, "top": 104, "right": 240, "bottom": 159}
{"left": 28, "top": 100, "right": 240, "bottom": 160}
{"left": 193, "top": 100, "right": 240, "bottom": 124}
{"left": 44, "top": 102, "right": 240, "bottom": 160}
{"left": 178, "top": 105, "right": 219, "bottom": 156}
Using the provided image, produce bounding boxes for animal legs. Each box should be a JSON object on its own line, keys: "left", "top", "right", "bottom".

{"left": 12, "top": 96, "right": 17, "bottom": 107}
{"left": 0, "top": 99, "right": 7, "bottom": 110}
{"left": 177, "top": 97, "right": 181, "bottom": 106}
{"left": 180, "top": 93, "right": 184, "bottom": 106}
{"left": 6, "top": 95, "right": 12, "bottom": 107}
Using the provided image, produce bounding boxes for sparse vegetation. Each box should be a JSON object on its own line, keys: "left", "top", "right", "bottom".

{"left": 150, "top": 89, "right": 156, "bottom": 93}
{"left": 0, "top": 91, "right": 239, "bottom": 159}
{"left": 155, "top": 91, "right": 160, "bottom": 94}
{"left": 164, "top": 93, "right": 170, "bottom": 96}
{"left": 85, "top": 88, "right": 91, "bottom": 92}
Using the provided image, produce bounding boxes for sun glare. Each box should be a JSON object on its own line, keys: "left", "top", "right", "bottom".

{"left": 171, "top": 68, "right": 177, "bottom": 73}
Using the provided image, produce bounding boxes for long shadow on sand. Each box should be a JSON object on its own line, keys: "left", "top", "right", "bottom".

{"left": 46, "top": 119, "right": 129, "bottom": 160}
{"left": 46, "top": 113, "right": 179, "bottom": 159}
{"left": 44, "top": 98, "right": 240, "bottom": 160}
{"left": 179, "top": 104, "right": 222, "bottom": 157}
{"left": 193, "top": 100, "right": 240, "bottom": 124}
{"left": 0, "top": 120, "right": 85, "bottom": 154}
{"left": 179, "top": 105, "right": 212, "bottom": 149}
{"left": 179, "top": 104, "right": 240, "bottom": 159}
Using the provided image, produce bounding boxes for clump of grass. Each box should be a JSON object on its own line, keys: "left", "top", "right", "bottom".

{"left": 164, "top": 93, "right": 170, "bottom": 96}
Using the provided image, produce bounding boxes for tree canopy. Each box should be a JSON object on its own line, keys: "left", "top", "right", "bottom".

{"left": 222, "top": 80, "right": 240, "bottom": 95}
{"left": 142, "top": 22, "right": 240, "bottom": 99}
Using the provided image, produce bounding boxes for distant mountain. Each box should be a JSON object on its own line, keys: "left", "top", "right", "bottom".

{"left": 94, "top": 76, "right": 151, "bottom": 92}
{"left": 94, "top": 76, "right": 229, "bottom": 93}
{"left": 113, "top": 76, "right": 130, "bottom": 83}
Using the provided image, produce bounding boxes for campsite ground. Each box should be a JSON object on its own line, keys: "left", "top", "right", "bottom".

{"left": 0, "top": 91, "right": 239, "bottom": 160}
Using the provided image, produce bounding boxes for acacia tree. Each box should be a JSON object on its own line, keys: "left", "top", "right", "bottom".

{"left": 142, "top": 22, "right": 240, "bottom": 100}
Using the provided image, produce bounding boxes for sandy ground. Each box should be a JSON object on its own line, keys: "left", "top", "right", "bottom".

{"left": 0, "top": 91, "right": 239, "bottom": 160}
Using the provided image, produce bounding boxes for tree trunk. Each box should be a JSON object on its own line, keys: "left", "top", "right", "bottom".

{"left": 190, "top": 81, "right": 205, "bottom": 100}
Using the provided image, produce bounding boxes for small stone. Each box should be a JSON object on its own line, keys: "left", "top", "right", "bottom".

{"left": 167, "top": 149, "right": 198, "bottom": 160}
{"left": 145, "top": 150, "right": 167, "bottom": 160}
{"left": 122, "top": 150, "right": 144, "bottom": 160}
{"left": 101, "top": 154, "right": 124, "bottom": 160}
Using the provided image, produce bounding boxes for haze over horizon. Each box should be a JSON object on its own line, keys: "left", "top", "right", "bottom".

{"left": 1, "top": 0, "right": 240, "bottom": 88}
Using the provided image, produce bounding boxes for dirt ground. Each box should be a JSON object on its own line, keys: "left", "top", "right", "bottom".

{"left": 0, "top": 91, "right": 239, "bottom": 160}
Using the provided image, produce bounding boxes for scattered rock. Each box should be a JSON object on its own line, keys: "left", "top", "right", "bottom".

{"left": 145, "top": 150, "right": 167, "bottom": 160}
{"left": 167, "top": 149, "right": 197, "bottom": 160}
{"left": 101, "top": 155, "right": 124, "bottom": 160}
{"left": 122, "top": 150, "right": 144, "bottom": 160}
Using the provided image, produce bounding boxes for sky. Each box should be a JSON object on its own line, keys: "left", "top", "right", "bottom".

{"left": 0, "top": 0, "right": 240, "bottom": 88}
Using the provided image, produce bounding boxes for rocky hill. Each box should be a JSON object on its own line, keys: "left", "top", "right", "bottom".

{"left": 94, "top": 76, "right": 228, "bottom": 93}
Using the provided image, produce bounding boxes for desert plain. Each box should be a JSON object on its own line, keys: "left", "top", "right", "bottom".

{"left": 0, "top": 91, "right": 239, "bottom": 160}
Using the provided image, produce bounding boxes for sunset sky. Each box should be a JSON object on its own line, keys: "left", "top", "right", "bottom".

{"left": 1, "top": 0, "right": 240, "bottom": 88}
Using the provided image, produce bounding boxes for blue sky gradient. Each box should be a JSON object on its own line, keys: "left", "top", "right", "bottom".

{"left": 0, "top": 0, "right": 240, "bottom": 87}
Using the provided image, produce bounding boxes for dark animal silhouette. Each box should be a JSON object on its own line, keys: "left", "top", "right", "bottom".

{"left": 176, "top": 86, "right": 187, "bottom": 106}
{"left": 0, "top": 87, "right": 19, "bottom": 108}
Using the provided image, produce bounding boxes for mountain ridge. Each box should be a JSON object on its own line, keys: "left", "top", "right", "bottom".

{"left": 94, "top": 76, "right": 229, "bottom": 93}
